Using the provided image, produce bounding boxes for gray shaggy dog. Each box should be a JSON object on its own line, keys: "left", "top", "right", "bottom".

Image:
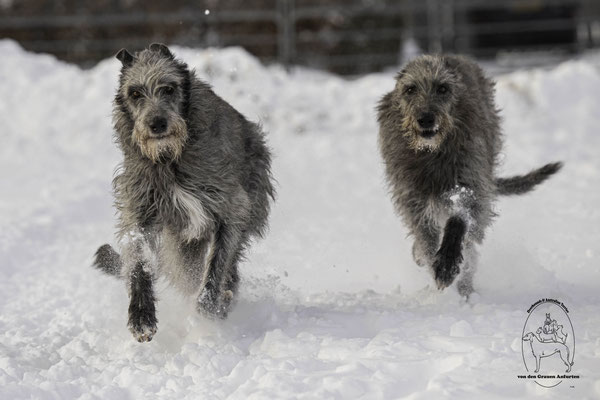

{"left": 377, "top": 54, "right": 562, "bottom": 297}
{"left": 93, "top": 43, "right": 275, "bottom": 342}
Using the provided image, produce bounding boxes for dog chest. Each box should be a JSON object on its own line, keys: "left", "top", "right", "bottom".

{"left": 422, "top": 197, "right": 449, "bottom": 228}
{"left": 171, "top": 184, "right": 213, "bottom": 241}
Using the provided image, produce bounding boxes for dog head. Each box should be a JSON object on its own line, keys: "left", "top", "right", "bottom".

{"left": 114, "top": 43, "right": 191, "bottom": 163}
{"left": 522, "top": 332, "right": 535, "bottom": 342}
{"left": 389, "top": 55, "right": 467, "bottom": 152}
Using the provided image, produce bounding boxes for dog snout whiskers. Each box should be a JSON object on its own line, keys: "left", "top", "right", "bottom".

{"left": 419, "top": 123, "right": 440, "bottom": 139}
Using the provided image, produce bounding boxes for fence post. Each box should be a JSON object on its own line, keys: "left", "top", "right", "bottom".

{"left": 441, "top": 0, "right": 455, "bottom": 52}
{"left": 583, "top": 0, "right": 595, "bottom": 48}
{"left": 277, "top": 0, "right": 295, "bottom": 68}
{"left": 426, "top": 0, "right": 443, "bottom": 53}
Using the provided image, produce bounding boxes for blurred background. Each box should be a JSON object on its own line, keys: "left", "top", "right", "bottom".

{"left": 1, "top": 0, "right": 600, "bottom": 75}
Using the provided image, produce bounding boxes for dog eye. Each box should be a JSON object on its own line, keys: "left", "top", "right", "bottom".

{"left": 163, "top": 86, "right": 175, "bottom": 95}
{"left": 131, "top": 90, "right": 141, "bottom": 99}
{"left": 404, "top": 85, "right": 416, "bottom": 95}
{"left": 437, "top": 84, "right": 448, "bottom": 94}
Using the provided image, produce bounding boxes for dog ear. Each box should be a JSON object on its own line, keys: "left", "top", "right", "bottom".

{"left": 116, "top": 48, "right": 134, "bottom": 67}
{"left": 149, "top": 43, "right": 174, "bottom": 59}
{"left": 395, "top": 68, "right": 406, "bottom": 81}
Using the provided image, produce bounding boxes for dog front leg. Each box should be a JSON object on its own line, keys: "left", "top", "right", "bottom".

{"left": 123, "top": 232, "right": 158, "bottom": 342}
{"left": 433, "top": 215, "right": 467, "bottom": 290}
{"left": 197, "top": 223, "right": 243, "bottom": 319}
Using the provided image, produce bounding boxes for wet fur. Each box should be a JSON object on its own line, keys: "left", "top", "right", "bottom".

{"left": 93, "top": 44, "right": 275, "bottom": 342}
{"left": 377, "top": 54, "right": 562, "bottom": 296}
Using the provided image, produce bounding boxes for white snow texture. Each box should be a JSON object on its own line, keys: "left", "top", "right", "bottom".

{"left": 1, "top": 40, "right": 599, "bottom": 399}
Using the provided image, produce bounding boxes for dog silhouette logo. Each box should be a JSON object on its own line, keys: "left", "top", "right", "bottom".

{"left": 520, "top": 299, "right": 576, "bottom": 388}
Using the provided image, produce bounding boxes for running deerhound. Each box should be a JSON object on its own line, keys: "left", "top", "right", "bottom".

{"left": 377, "top": 55, "right": 562, "bottom": 297}
{"left": 93, "top": 44, "right": 275, "bottom": 342}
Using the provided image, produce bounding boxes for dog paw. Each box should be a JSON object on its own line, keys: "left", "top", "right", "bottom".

{"left": 456, "top": 275, "right": 474, "bottom": 298}
{"left": 433, "top": 253, "right": 462, "bottom": 290}
{"left": 128, "top": 304, "right": 158, "bottom": 343}
{"left": 128, "top": 320, "right": 157, "bottom": 342}
{"left": 197, "top": 286, "right": 233, "bottom": 319}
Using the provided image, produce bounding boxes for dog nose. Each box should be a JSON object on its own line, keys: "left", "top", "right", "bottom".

{"left": 149, "top": 117, "right": 168, "bottom": 134}
{"left": 417, "top": 112, "right": 435, "bottom": 129}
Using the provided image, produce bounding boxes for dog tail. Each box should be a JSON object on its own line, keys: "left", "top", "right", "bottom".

{"left": 496, "top": 162, "right": 563, "bottom": 196}
{"left": 93, "top": 244, "right": 123, "bottom": 277}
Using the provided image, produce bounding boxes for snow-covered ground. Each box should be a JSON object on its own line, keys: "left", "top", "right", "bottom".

{"left": 1, "top": 39, "right": 599, "bottom": 399}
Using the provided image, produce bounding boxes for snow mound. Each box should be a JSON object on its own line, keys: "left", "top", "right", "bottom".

{"left": 1, "top": 40, "right": 599, "bottom": 399}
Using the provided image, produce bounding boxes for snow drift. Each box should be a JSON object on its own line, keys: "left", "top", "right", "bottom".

{"left": 0, "top": 40, "right": 599, "bottom": 399}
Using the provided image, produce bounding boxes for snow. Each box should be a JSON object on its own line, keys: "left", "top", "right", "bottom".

{"left": 1, "top": 39, "right": 600, "bottom": 399}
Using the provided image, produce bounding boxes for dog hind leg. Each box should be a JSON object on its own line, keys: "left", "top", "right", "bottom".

{"left": 197, "top": 224, "right": 244, "bottom": 319}
{"left": 456, "top": 244, "right": 478, "bottom": 298}
{"left": 220, "top": 254, "right": 242, "bottom": 314}
{"left": 93, "top": 244, "right": 123, "bottom": 277}
{"left": 560, "top": 348, "right": 572, "bottom": 372}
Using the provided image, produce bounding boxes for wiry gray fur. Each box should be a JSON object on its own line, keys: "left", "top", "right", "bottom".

{"left": 377, "top": 54, "right": 562, "bottom": 297}
{"left": 93, "top": 43, "right": 275, "bottom": 342}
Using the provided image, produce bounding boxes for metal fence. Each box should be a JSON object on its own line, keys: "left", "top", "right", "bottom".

{"left": 1, "top": 0, "right": 599, "bottom": 74}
